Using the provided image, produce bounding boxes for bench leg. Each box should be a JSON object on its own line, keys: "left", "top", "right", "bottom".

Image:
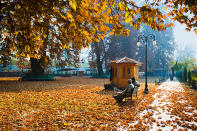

{"left": 136, "top": 92, "right": 138, "bottom": 99}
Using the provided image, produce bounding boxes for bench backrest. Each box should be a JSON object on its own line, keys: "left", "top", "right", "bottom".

{"left": 132, "top": 86, "right": 139, "bottom": 94}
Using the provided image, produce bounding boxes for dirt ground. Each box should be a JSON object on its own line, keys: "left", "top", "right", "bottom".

{"left": 0, "top": 77, "right": 109, "bottom": 92}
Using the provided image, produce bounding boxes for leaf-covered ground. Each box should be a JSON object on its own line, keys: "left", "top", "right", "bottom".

{"left": 0, "top": 77, "right": 196, "bottom": 130}
{"left": 135, "top": 78, "right": 197, "bottom": 131}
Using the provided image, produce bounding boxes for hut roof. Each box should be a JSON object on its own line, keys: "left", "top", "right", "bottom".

{"left": 110, "top": 57, "right": 142, "bottom": 66}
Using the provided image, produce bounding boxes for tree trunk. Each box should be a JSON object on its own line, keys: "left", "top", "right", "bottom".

{"left": 29, "top": 19, "right": 49, "bottom": 76}
{"left": 97, "top": 60, "right": 104, "bottom": 75}
{"left": 95, "top": 42, "right": 104, "bottom": 75}
{"left": 30, "top": 58, "right": 45, "bottom": 75}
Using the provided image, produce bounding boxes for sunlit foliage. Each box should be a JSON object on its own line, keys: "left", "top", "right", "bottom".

{"left": 1, "top": 0, "right": 174, "bottom": 63}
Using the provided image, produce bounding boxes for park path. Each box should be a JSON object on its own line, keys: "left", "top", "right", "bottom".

{"left": 131, "top": 78, "right": 197, "bottom": 130}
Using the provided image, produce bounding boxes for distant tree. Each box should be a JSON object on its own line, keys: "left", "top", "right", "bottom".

{"left": 183, "top": 66, "right": 187, "bottom": 82}
{"left": 88, "top": 27, "right": 138, "bottom": 75}
{"left": 16, "top": 58, "right": 31, "bottom": 69}
{"left": 116, "top": 27, "right": 138, "bottom": 58}
{"left": 88, "top": 41, "right": 105, "bottom": 75}
{"left": 176, "top": 44, "right": 196, "bottom": 63}
{"left": 136, "top": 25, "right": 175, "bottom": 72}
{"left": 188, "top": 70, "right": 192, "bottom": 84}
{"left": 0, "top": 42, "right": 11, "bottom": 67}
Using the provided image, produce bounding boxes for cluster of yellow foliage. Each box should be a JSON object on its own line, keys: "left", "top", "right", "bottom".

{"left": 162, "top": 0, "right": 197, "bottom": 33}
{"left": 1, "top": 0, "right": 176, "bottom": 60}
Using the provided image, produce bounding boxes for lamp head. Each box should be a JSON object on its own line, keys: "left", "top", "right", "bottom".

{"left": 137, "top": 41, "right": 140, "bottom": 47}
{"left": 153, "top": 40, "right": 156, "bottom": 45}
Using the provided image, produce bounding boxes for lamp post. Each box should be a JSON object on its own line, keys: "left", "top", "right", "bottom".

{"left": 137, "top": 34, "right": 156, "bottom": 94}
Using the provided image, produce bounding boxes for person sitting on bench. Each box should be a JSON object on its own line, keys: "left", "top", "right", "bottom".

{"left": 131, "top": 77, "right": 140, "bottom": 89}
{"left": 113, "top": 79, "right": 134, "bottom": 102}
{"left": 131, "top": 77, "right": 140, "bottom": 98}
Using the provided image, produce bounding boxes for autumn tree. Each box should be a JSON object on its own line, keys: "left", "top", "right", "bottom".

{"left": 1, "top": 0, "right": 178, "bottom": 76}
{"left": 160, "top": 0, "right": 197, "bottom": 32}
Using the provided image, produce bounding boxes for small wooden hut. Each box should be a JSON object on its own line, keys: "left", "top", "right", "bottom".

{"left": 110, "top": 57, "right": 142, "bottom": 89}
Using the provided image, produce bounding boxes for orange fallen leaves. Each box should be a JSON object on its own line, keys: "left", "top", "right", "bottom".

{"left": 1, "top": 78, "right": 196, "bottom": 130}
{"left": 0, "top": 78, "right": 158, "bottom": 130}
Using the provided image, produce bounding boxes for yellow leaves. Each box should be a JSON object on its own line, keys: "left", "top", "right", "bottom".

{"left": 44, "top": 56, "right": 49, "bottom": 64}
{"left": 125, "top": 12, "right": 132, "bottom": 23}
{"left": 108, "top": 31, "right": 114, "bottom": 36}
{"left": 76, "top": 15, "right": 83, "bottom": 22}
{"left": 95, "top": 38, "right": 99, "bottom": 42}
{"left": 69, "top": 0, "right": 77, "bottom": 11}
{"left": 117, "top": 2, "right": 125, "bottom": 11}
{"left": 194, "top": 29, "right": 197, "bottom": 35}
{"left": 162, "top": 15, "right": 167, "bottom": 20}
{"left": 97, "top": 34, "right": 104, "bottom": 40}
{"left": 169, "top": 23, "right": 174, "bottom": 27}
{"left": 106, "top": 8, "right": 111, "bottom": 14}
{"left": 83, "top": 30, "right": 89, "bottom": 37}
{"left": 167, "top": 13, "right": 172, "bottom": 17}
{"left": 67, "top": 12, "right": 74, "bottom": 22}
{"left": 43, "top": 34, "right": 47, "bottom": 39}
{"left": 98, "top": 25, "right": 110, "bottom": 32}
{"left": 64, "top": 122, "right": 69, "bottom": 126}
{"left": 5, "top": 0, "right": 190, "bottom": 62}
{"left": 25, "top": 45, "right": 30, "bottom": 52}
{"left": 100, "top": 2, "right": 107, "bottom": 11}
{"left": 15, "top": 31, "right": 19, "bottom": 35}
{"left": 164, "top": 7, "right": 168, "bottom": 11}
{"left": 3, "top": 51, "right": 8, "bottom": 56}
{"left": 169, "top": 1, "right": 173, "bottom": 4}
{"left": 53, "top": 7, "right": 57, "bottom": 11}
{"left": 62, "top": 44, "right": 66, "bottom": 50}
{"left": 164, "top": 23, "right": 174, "bottom": 28}
{"left": 67, "top": 12, "right": 72, "bottom": 19}
{"left": 17, "top": 4, "right": 21, "bottom": 9}
{"left": 135, "top": 9, "right": 140, "bottom": 13}
{"left": 122, "top": 29, "right": 130, "bottom": 37}
{"left": 81, "top": 0, "right": 88, "bottom": 7}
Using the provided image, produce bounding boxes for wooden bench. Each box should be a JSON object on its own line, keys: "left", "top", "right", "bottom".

{"left": 123, "top": 86, "right": 139, "bottom": 101}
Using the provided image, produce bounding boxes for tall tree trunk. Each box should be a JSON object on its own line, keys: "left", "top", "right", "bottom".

{"left": 97, "top": 60, "right": 104, "bottom": 75}
{"left": 129, "top": 28, "right": 138, "bottom": 58}
{"left": 30, "top": 58, "right": 45, "bottom": 75}
{"left": 95, "top": 42, "right": 104, "bottom": 75}
{"left": 29, "top": 19, "right": 49, "bottom": 75}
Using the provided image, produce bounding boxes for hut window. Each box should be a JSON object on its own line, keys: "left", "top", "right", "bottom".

{"left": 115, "top": 67, "right": 117, "bottom": 77}
{"left": 123, "top": 67, "right": 125, "bottom": 78}
{"left": 127, "top": 67, "right": 130, "bottom": 78}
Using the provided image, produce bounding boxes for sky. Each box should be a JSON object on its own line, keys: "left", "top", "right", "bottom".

{"left": 173, "top": 22, "right": 197, "bottom": 59}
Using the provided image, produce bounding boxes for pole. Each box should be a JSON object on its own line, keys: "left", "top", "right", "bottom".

{"left": 144, "top": 38, "right": 149, "bottom": 93}
{"left": 138, "top": 34, "right": 155, "bottom": 94}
